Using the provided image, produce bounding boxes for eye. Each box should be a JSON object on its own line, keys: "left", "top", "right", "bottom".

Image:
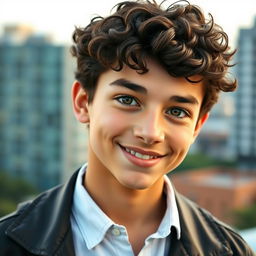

{"left": 166, "top": 107, "right": 188, "bottom": 119}
{"left": 115, "top": 95, "right": 139, "bottom": 106}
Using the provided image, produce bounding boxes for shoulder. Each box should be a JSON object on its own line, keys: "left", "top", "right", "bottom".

{"left": 208, "top": 212, "right": 255, "bottom": 255}
{"left": 177, "top": 193, "right": 255, "bottom": 255}
{"left": 0, "top": 201, "right": 32, "bottom": 255}
{"left": 0, "top": 186, "right": 63, "bottom": 255}
{"left": 166, "top": 176, "right": 254, "bottom": 255}
{"left": 0, "top": 170, "right": 79, "bottom": 255}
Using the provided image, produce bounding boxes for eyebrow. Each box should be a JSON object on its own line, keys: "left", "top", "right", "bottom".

{"left": 170, "top": 95, "right": 199, "bottom": 105}
{"left": 109, "top": 78, "right": 199, "bottom": 105}
{"left": 109, "top": 79, "right": 147, "bottom": 94}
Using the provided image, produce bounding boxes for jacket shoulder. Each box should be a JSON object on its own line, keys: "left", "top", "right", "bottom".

{"left": 0, "top": 201, "right": 32, "bottom": 255}
{"left": 0, "top": 200, "right": 32, "bottom": 223}
{"left": 208, "top": 212, "right": 255, "bottom": 255}
{"left": 0, "top": 185, "right": 63, "bottom": 255}
{"left": 0, "top": 169, "right": 79, "bottom": 256}
{"left": 180, "top": 193, "right": 255, "bottom": 255}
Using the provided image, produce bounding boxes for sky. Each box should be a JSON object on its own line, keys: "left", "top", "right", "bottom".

{"left": 1, "top": 0, "right": 256, "bottom": 47}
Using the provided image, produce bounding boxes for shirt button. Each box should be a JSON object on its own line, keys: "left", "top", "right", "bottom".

{"left": 112, "top": 228, "right": 121, "bottom": 236}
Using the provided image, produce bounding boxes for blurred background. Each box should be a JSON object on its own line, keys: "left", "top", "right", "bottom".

{"left": 0, "top": 0, "right": 256, "bottom": 251}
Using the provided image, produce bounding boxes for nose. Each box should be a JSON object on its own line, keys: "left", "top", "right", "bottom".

{"left": 133, "top": 110, "right": 165, "bottom": 145}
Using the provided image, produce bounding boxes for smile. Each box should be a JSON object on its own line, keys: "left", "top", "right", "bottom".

{"left": 124, "top": 147, "right": 159, "bottom": 160}
{"left": 119, "top": 144, "right": 164, "bottom": 168}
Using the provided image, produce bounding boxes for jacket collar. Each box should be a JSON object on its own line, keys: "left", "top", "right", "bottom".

{"left": 6, "top": 170, "right": 80, "bottom": 256}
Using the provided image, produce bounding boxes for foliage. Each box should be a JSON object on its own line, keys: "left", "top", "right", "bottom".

{"left": 0, "top": 172, "right": 38, "bottom": 217}
{"left": 174, "top": 153, "right": 235, "bottom": 173}
{"left": 232, "top": 204, "right": 256, "bottom": 230}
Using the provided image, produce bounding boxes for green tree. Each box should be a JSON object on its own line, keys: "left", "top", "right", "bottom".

{"left": 0, "top": 172, "right": 38, "bottom": 217}
{"left": 232, "top": 204, "right": 256, "bottom": 230}
{"left": 174, "top": 153, "right": 235, "bottom": 172}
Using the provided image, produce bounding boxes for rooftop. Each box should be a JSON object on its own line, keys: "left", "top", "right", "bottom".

{"left": 172, "top": 167, "right": 256, "bottom": 189}
{"left": 202, "top": 173, "right": 253, "bottom": 188}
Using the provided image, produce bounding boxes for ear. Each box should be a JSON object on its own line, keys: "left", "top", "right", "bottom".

{"left": 192, "top": 112, "right": 209, "bottom": 142}
{"left": 72, "top": 81, "right": 90, "bottom": 123}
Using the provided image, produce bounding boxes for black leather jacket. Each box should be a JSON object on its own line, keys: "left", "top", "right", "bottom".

{"left": 0, "top": 170, "right": 254, "bottom": 256}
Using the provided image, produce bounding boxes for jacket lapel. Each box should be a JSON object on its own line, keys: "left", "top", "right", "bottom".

{"left": 5, "top": 170, "right": 80, "bottom": 256}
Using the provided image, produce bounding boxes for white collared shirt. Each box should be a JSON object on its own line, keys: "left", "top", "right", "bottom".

{"left": 70, "top": 164, "right": 180, "bottom": 256}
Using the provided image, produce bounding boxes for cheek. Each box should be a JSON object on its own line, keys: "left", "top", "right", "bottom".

{"left": 108, "top": 112, "right": 126, "bottom": 128}
{"left": 90, "top": 109, "right": 129, "bottom": 139}
{"left": 165, "top": 129, "right": 195, "bottom": 170}
{"left": 168, "top": 127, "right": 195, "bottom": 151}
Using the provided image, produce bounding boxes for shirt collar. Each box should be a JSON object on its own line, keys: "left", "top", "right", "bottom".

{"left": 161, "top": 175, "right": 181, "bottom": 239}
{"left": 72, "top": 164, "right": 181, "bottom": 249}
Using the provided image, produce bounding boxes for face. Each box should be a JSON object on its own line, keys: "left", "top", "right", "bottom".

{"left": 73, "top": 59, "right": 208, "bottom": 191}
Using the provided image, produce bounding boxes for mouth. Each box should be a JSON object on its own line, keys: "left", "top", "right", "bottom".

{"left": 124, "top": 147, "right": 159, "bottom": 160}
{"left": 119, "top": 144, "right": 165, "bottom": 163}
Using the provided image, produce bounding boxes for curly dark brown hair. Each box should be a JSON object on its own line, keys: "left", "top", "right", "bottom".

{"left": 71, "top": 0, "right": 236, "bottom": 116}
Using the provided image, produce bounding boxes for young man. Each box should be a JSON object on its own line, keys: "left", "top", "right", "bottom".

{"left": 0, "top": 1, "right": 254, "bottom": 255}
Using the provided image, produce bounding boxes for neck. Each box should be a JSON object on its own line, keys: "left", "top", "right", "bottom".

{"left": 84, "top": 165, "right": 166, "bottom": 226}
{"left": 84, "top": 150, "right": 167, "bottom": 255}
{"left": 84, "top": 171, "right": 166, "bottom": 226}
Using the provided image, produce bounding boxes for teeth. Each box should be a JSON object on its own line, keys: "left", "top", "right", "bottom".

{"left": 124, "top": 147, "right": 158, "bottom": 160}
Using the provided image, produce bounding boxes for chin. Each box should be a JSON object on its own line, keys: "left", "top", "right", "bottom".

{"left": 118, "top": 175, "right": 156, "bottom": 191}
{"left": 123, "top": 183, "right": 151, "bottom": 191}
